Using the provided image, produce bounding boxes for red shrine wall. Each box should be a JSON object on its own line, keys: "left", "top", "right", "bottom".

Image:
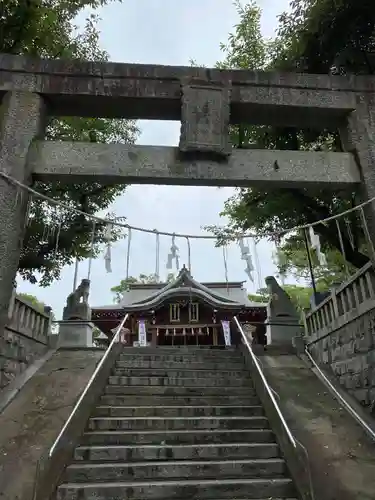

{"left": 92, "top": 298, "right": 267, "bottom": 347}
{"left": 141, "top": 300, "right": 217, "bottom": 325}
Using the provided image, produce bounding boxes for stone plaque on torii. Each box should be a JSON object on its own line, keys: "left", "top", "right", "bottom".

{"left": 0, "top": 53, "right": 374, "bottom": 329}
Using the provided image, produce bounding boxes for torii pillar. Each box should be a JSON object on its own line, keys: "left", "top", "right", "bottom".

{"left": 339, "top": 95, "right": 375, "bottom": 239}
{"left": 0, "top": 91, "right": 46, "bottom": 333}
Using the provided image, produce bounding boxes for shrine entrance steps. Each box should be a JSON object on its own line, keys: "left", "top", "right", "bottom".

{"left": 55, "top": 346, "right": 298, "bottom": 500}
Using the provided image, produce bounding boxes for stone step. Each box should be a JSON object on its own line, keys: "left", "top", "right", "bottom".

{"left": 93, "top": 405, "right": 264, "bottom": 418}
{"left": 118, "top": 348, "right": 242, "bottom": 359}
{"left": 74, "top": 442, "right": 280, "bottom": 462}
{"left": 87, "top": 416, "right": 269, "bottom": 432}
{"left": 103, "top": 385, "right": 255, "bottom": 396}
{"left": 56, "top": 477, "right": 296, "bottom": 499}
{"left": 81, "top": 429, "right": 275, "bottom": 446}
{"left": 115, "top": 360, "right": 244, "bottom": 370}
{"left": 99, "top": 394, "right": 260, "bottom": 406}
{"left": 112, "top": 368, "right": 248, "bottom": 378}
{"left": 120, "top": 346, "right": 239, "bottom": 354}
{"left": 64, "top": 458, "right": 287, "bottom": 482}
{"left": 107, "top": 375, "right": 253, "bottom": 387}
{"left": 114, "top": 358, "right": 243, "bottom": 372}
{"left": 118, "top": 351, "right": 244, "bottom": 365}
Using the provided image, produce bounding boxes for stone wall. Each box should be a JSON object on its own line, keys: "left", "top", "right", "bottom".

{"left": 0, "top": 293, "right": 52, "bottom": 389}
{"left": 305, "top": 262, "right": 375, "bottom": 408}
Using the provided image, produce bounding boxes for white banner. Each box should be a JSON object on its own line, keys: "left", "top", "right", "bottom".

{"left": 221, "top": 320, "right": 231, "bottom": 346}
{"left": 138, "top": 319, "right": 147, "bottom": 346}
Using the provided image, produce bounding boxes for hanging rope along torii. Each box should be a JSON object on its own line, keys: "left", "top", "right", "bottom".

{"left": 154, "top": 229, "right": 160, "bottom": 282}
{"left": 125, "top": 227, "right": 132, "bottom": 287}
{"left": 335, "top": 219, "right": 350, "bottom": 278}
{"left": 360, "top": 207, "right": 375, "bottom": 262}
{"left": 3, "top": 169, "right": 375, "bottom": 241}
{"left": 222, "top": 244, "right": 229, "bottom": 294}
{"left": 185, "top": 236, "right": 191, "bottom": 272}
{"left": 4, "top": 172, "right": 375, "bottom": 292}
{"left": 166, "top": 234, "right": 179, "bottom": 271}
{"left": 308, "top": 226, "right": 327, "bottom": 267}
{"left": 3, "top": 168, "right": 375, "bottom": 288}
{"left": 253, "top": 239, "right": 262, "bottom": 290}
{"left": 87, "top": 221, "right": 96, "bottom": 280}
{"left": 238, "top": 238, "right": 254, "bottom": 282}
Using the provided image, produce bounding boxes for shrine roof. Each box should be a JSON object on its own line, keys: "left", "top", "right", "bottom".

{"left": 93, "top": 266, "right": 267, "bottom": 312}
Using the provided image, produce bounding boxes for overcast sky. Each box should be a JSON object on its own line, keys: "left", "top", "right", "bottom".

{"left": 18, "top": 0, "right": 291, "bottom": 318}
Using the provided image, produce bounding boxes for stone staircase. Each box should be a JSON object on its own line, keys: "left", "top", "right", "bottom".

{"left": 56, "top": 346, "right": 298, "bottom": 500}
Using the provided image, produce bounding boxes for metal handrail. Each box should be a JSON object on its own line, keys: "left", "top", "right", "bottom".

{"left": 253, "top": 352, "right": 280, "bottom": 401}
{"left": 234, "top": 316, "right": 315, "bottom": 500}
{"left": 48, "top": 313, "right": 129, "bottom": 457}
{"left": 234, "top": 316, "right": 296, "bottom": 445}
{"left": 305, "top": 346, "right": 375, "bottom": 441}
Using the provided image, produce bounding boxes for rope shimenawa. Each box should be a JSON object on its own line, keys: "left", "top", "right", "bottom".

{"left": 1, "top": 170, "right": 374, "bottom": 240}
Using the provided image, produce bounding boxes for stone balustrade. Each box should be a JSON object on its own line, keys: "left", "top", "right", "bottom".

{"left": 1, "top": 294, "right": 52, "bottom": 390}
{"left": 8, "top": 295, "right": 52, "bottom": 341}
{"left": 305, "top": 262, "right": 375, "bottom": 338}
{"left": 304, "top": 261, "right": 375, "bottom": 408}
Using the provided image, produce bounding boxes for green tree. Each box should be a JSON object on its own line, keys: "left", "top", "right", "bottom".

{"left": 272, "top": 0, "right": 375, "bottom": 75}
{"left": 284, "top": 284, "right": 312, "bottom": 312}
{"left": 16, "top": 292, "right": 57, "bottom": 331}
{"left": 248, "top": 291, "right": 268, "bottom": 303}
{"left": 206, "top": 0, "right": 374, "bottom": 275}
{"left": 1, "top": 1, "right": 140, "bottom": 286}
{"left": 16, "top": 292, "right": 48, "bottom": 314}
{"left": 111, "top": 273, "right": 176, "bottom": 304}
{"left": 275, "top": 233, "right": 356, "bottom": 288}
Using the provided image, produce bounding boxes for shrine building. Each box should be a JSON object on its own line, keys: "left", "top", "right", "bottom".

{"left": 92, "top": 266, "right": 267, "bottom": 347}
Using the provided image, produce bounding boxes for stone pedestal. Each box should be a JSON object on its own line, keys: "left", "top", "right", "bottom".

{"left": 47, "top": 333, "right": 59, "bottom": 349}
{"left": 292, "top": 334, "right": 306, "bottom": 354}
{"left": 0, "top": 91, "right": 46, "bottom": 332}
{"left": 58, "top": 321, "right": 94, "bottom": 348}
{"left": 268, "top": 317, "right": 302, "bottom": 346}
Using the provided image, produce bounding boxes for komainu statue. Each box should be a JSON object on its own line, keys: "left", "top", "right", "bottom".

{"left": 63, "top": 279, "right": 91, "bottom": 321}
{"left": 265, "top": 276, "right": 299, "bottom": 321}
{"left": 265, "top": 275, "right": 301, "bottom": 346}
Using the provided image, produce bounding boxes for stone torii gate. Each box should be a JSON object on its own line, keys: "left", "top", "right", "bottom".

{"left": 0, "top": 53, "right": 375, "bottom": 330}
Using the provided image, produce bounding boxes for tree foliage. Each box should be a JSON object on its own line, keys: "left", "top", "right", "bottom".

{"left": 281, "top": 284, "right": 318, "bottom": 313}
{"left": 111, "top": 273, "right": 176, "bottom": 304}
{"left": 206, "top": 0, "right": 375, "bottom": 282}
{"left": 1, "top": 0, "right": 140, "bottom": 286}
{"left": 272, "top": 0, "right": 375, "bottom": 75}
{"left": 275, "top": 233, "right": 359, "bottom": 288}
{"left": 16, "top": 292, "right": 57, "bottom": 330}
{"left": 248, "top": 292, "right": 268, "bottom": 303}
{"left": 17, "top": 292, "right": 48, "bottom": 314}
